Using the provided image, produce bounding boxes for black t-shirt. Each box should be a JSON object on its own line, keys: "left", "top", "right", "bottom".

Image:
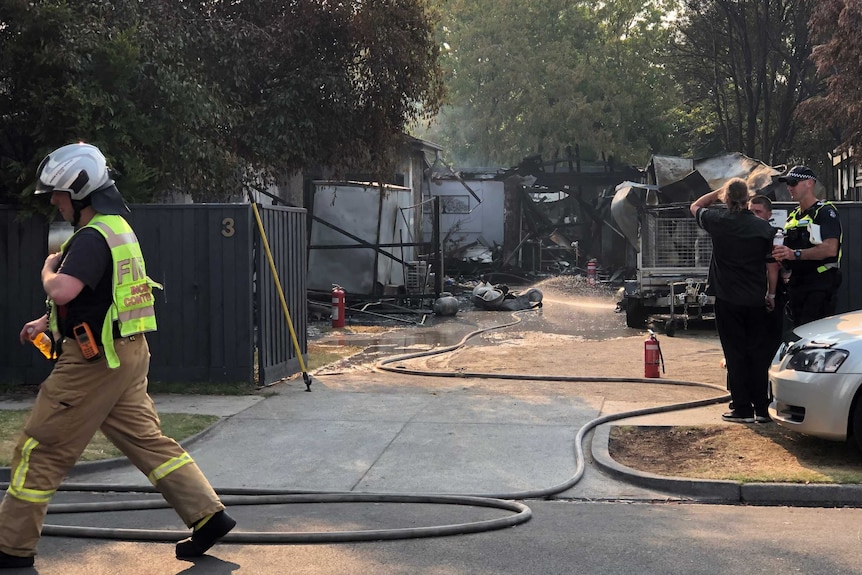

{"left": 55, "top": 229, "right": 113, "bottom": 337}
{"left": 695, "top": 207, "right": 775, "bottom": 307}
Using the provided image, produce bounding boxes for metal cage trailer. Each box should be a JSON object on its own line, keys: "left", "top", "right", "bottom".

{"left": 621, "top": 205, "right": 715, "bottom": 335}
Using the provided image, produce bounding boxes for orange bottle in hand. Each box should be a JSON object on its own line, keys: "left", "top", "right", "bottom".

{"left": 30, "top": 331, "right": 55, "bottom": 359}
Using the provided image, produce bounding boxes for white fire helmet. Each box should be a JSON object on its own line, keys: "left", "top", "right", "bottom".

{"left": 34, "top": 142, "right": 129, "bottom": 215}
{"left": 34, "top": 143, "right": 113, "bottom": 201}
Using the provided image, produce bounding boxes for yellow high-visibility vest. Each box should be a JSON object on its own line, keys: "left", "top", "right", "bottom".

{"left": 784, "top": 201, "right": 842, "bottom": 273}
{"left": 49, "top": 214, "right": 162, "bottom": 367}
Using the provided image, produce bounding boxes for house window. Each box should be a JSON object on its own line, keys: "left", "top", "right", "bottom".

{"left": 441, "top": 195, "right": 471, "bottom": 214}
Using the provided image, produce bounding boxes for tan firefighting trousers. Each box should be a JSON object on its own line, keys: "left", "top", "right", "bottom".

{"left": 0, "top": 335, "right": 224, "bottom": 558}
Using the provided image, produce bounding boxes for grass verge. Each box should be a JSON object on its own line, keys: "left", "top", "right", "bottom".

{"left": 0, "top": 410, "right": 219, "bottom": 466}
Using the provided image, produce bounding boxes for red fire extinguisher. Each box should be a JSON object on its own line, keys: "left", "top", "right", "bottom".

{"left": 331, "top": 285, "right": 346, "bottom": 328}
{"left": 644, "top": 330, "right": 664, "bottom": 378}
{"left": 587, "top": 259, "right": 597, "bottom": 287}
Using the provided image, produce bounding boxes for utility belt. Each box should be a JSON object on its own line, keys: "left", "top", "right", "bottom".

{"left": 61, "top": 320, "right": 125, "bottom": 340}
{"left": 57, "top": 321, "right": 139, "bottom": 361}
{"left": 789, "top": 266, "right": 841, "bottom": 289}
{"left": 789, "top": 263, "right": 839, "bottom": 276}
{"left": 785, "top": 255, "right": 839, "bottom": 277}
{"left": 815, "top": 262, "right": 840, "bottom": 274}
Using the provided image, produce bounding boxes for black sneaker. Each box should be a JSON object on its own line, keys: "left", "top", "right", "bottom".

{"left": 722, "top": 411, "right": 755, "bottom": 423}
{"left": 0, "top": 551, "right": 34, "bottom": 568}
{"left": 755, "top": 414, "right": 772, "bottom": 423}
{"left": 176, "top": 510, "right": 236, "bottom": 558}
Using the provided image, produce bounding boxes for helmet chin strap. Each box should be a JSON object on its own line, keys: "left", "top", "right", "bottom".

{"left": 70, "top": 196, "right": 92, "bottom": 228}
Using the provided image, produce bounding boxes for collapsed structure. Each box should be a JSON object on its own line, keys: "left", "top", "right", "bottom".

{"left": 302, "top": 146, "right": 794, "bottom": 331}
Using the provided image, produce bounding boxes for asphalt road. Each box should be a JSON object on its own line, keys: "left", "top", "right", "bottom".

{"left": 27, "top": 498, "right": 862, "bottom": 575}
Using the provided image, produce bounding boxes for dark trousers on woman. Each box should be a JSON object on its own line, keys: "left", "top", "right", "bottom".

{"left": 715, "top": 298, "right": 771, "bottom": 417}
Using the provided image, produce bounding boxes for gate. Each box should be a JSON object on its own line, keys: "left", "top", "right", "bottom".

{"left": 255, "top": 204, "right": 308, "bottom": 384}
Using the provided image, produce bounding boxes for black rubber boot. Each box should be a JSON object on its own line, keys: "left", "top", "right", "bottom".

{"left": 0, "top": 551, "right": 34, "bottom": 569}
{"left": 175, "top": 510, "right": 236, "bottom": 558}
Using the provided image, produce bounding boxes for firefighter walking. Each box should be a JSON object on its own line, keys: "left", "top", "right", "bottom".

{"left": 0, "top": 143, "right": 235, "bottom": 569}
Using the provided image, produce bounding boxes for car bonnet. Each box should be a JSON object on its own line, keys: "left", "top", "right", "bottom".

{"left": 793, "top": 312, "right": 862, "bottom": 347}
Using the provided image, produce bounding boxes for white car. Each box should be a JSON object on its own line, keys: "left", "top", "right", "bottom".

{"left": 769, "top": 311, "right": 862, "bottom": 448}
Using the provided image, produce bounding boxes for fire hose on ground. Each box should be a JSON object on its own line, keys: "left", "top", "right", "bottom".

{"left": 4, "top": 309, "right": 730, "bottom": 545}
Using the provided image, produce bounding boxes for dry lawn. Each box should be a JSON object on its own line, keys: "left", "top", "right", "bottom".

{"left": 610, "top": 424, "right": 862, "bottom": 484}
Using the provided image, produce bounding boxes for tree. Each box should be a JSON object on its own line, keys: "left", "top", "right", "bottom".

{"left": 413, "top": 0, "right": 682, "bottom": 167}
{"left": 669, "top": 0, "right": 830, "bottom": 165}
{"left": 0, "top": 0, "right": 444, "bottom": 205}
{"left": 161, "top": 0, "right": 445, "bottom": 187}
{"left": 801, "top": 0, "right": 862, "bottom": 162}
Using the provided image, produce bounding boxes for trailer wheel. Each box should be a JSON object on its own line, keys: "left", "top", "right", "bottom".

{"left": 625, "top": 299, "right": 648, "bottom": 328}
{"left": 664, "top": 321, "right": 676, "bottom": 337}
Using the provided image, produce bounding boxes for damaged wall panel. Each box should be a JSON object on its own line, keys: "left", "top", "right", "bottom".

{"left": 423, "top": 178, "right": 505, "bottom": 263}
{"left": 307, "top": 182, "right": 416, "bottom": 295}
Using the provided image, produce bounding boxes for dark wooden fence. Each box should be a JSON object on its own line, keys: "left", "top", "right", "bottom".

{"left": 0, "top": 204, "right": 306, "bottom": 386}
{"left": 0, "top": 209, "right": 49, "bottom": 385}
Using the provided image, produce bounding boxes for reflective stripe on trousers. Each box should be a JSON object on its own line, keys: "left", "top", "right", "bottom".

{"left": 7, "top": 438, "right": 57, "bottom": 504}
{"left": 148, "top": 452, "right": 194, "bottom": 485}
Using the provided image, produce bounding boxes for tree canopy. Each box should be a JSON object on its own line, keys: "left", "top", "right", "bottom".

{"left": 801, "top": 0, "right": 862, "bottom": 163}
{"left": 0, "top": 0, "right": 444, "bottom": 205}
{"left": 417, "top": 0, "right": 847, "bottom": 172}
{"left": 414, "top": 0, "right": 683, "bottom": 167}
{"left": 667, "top": 0, "right": 832, "bottom": 166}
{"left": 7, "top": 0, "right": 857, "bottom": 200}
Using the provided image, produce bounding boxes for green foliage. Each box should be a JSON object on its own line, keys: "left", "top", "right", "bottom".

{"left": 668, "top": 0, "right": 831, "bottom": 165}
{"left": 417, "top": 0, "right": 836, "bottom": 170}
{"left": 0, "top": 0, "right": 444, "bottom": 204}
{"left": 415, "top": 0, "right": 684, "bottom": 167}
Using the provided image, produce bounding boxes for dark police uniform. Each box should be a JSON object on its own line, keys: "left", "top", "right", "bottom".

{"left": 783, "top": 201, "right": 842, "bottom": 326}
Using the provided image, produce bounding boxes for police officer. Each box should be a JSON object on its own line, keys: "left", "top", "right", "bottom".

{"left": 772, "top": 166, "right": 842, "bottom": 327}
{"left": 0, "top": 143, "right": 235, "bottom": 568}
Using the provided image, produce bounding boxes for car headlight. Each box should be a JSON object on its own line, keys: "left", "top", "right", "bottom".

{"left": 786, "top": 348, "right": 849, "bottom": 373}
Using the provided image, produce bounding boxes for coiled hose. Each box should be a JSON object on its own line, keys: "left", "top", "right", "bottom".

{"left": 10, "top": 309, "right": 728, "bottom": 544}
